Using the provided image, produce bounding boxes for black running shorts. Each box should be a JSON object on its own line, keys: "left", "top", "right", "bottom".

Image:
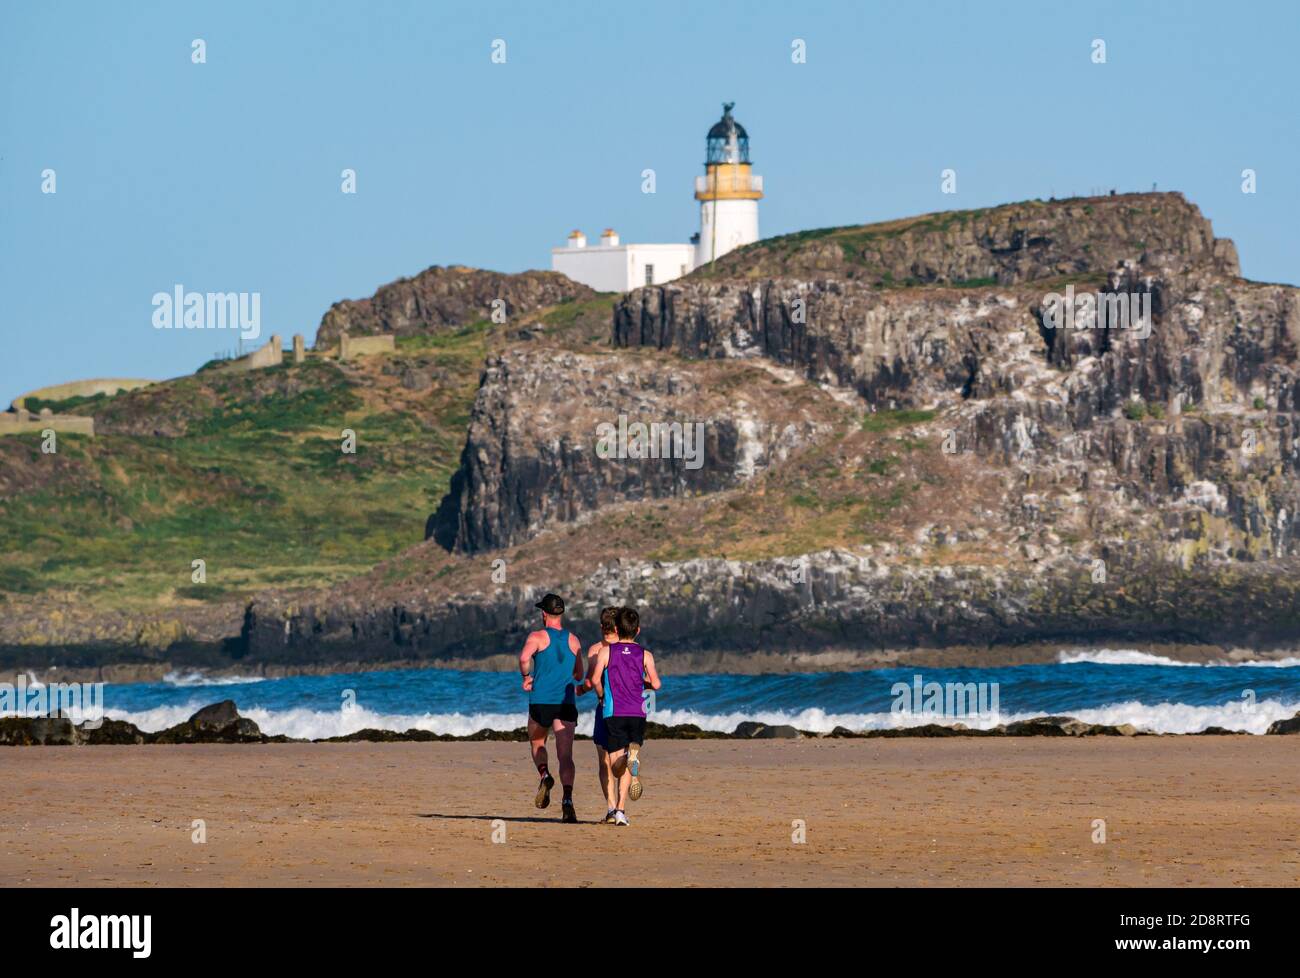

{"left": 529, "top": 703, "right": 578, "bottom": 727}
{"left": 604, "top": 716, "right": 646, "bottom": 751}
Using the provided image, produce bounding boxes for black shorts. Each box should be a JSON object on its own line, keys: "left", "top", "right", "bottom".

{"left": 529, "top": 703, "right": 578, "bottom": 727}
{"left": 604, "top": 716, "right": 646, "bottom": 752}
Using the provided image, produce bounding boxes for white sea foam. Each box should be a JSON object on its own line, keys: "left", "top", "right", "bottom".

{"left": 1057, "top": 648, "right": 1300, "bottom": 668}
{"left": 1058, "top": 649, "right": 1200, "bottom": 667}
{"left": 162, "top": 670, "right": 267, "bottom": 687}
{"left": 101, "top": 696, "right": 1297, "bottom": 738}
{"left": 104, "top": 702, "right": 211, "bottom": 731}
{"left": 653, "top": 699, "right": 1297, "bottom": 735}
{"left": 105, "top": 703, "right": 526, "bottom": 739}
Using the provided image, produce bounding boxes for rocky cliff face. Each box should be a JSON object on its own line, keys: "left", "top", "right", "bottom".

{"left": 614, "top": 198, "right": 1300, "bottom": 568}
{"left": 230, "top": 193, "right": 1300, "bottom": 664}
{"left": 242, "top": 548, "right": 1300, "bottom": 662}
{"left": 428, "top": 348, "right": 841, "bottom": 552}
{"left": 314, "top": 265, "right": 594, "bottom": 348}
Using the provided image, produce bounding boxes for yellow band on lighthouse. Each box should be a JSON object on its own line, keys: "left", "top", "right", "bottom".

{"left": 694, "top": 163, "right": 764, "bottom": 202}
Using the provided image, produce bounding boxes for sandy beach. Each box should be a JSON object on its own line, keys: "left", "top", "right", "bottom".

{"left": 1, "top": 738, "right": 1296, "bottom": 887}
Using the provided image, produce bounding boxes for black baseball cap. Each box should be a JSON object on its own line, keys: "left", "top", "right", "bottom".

{"left": 535, "top": 593, "right": 565, "bottom": 616}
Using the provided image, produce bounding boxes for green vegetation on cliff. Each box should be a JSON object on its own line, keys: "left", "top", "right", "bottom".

{"left": 0, "top": 341, "right": 479, "bottom": 610}
{"left": 0, "top": 294, "right": 621, "bottom": 616}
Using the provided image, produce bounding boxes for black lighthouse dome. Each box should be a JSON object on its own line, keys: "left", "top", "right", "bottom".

{"left": 705, "top": 102, "right": 750, "bottom": 165}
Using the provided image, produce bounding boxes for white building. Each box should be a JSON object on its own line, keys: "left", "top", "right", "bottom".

{"left": 550, "top": 229, "right": 694, "bottom": 293}
{"left": 552, "top": 103, "right": 764, "bottom": 292}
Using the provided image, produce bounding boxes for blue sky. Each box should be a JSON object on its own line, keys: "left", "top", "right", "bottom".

{"left": 2, "top": 0, "right": 1296, "bottom": 400}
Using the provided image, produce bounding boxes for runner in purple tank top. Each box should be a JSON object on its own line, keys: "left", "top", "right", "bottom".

{"left": 575, "top": 606, "right": 620, "bottom": 823}
{"left": 589, "top": 606, "right": 662, "bottom": 826}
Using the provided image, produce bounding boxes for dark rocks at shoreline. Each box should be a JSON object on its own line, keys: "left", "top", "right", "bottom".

{"left": 0, "top": 716, "right": 80, "bottom": 746}
{"left": 1265, "top": 711, "right": 1300, "bottom": 735}
{"left": 1001, "top": 715, "right": 1139, "bottom": 737}
{"left": 151, "top": 699, "right": 268, "bottom": 744}
{"left": 0, "top": 700, "right": 282, "bottom": 746}
{"left": 732, "top": 721, "right": 802, "bottom": 739}
{"left": 0, "top": 700, "right": 1290, "bottom": 744}
{"left": 829, "top": 716, "right": 1143, "bottom": 738}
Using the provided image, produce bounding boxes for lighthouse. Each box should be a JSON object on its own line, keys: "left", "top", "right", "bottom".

{"left": 551, "top": 102, "right": 763, "bottom": 291}
{"left": 694, "top": 102, "right": 763, "bottom": 267}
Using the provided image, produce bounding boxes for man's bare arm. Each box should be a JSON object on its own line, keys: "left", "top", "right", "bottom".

{"left": 518, "top": 632, "right": 543, "bottom": 690}
{"left": 577, "top": 642, "right": 603, "bottom": 694}
{"left": 642, "top": 650, "right": 662, "bottom": 691}
{"left": 570, "top": 631, "right": 584, "bottom": 683}
{"left": 589, "top": 647, "right": 609, "bottom": 702}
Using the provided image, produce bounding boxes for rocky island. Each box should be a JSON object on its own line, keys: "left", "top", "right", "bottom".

{"left": 3, "top": 191, "right": 1299, "bottom": 681}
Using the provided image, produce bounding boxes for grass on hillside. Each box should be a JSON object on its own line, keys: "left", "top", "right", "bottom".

{"left": 0, "top": 333, "right": 490, "bottom": 611}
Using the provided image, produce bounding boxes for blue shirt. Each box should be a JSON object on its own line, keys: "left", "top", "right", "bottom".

{"left": 528, "top": 627, "right": 576, "bottom": 705}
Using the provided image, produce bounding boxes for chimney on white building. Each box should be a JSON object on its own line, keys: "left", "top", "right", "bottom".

{"left": 600, "top": 228, "right": 620, "bottom": 247}
{"left": 567, "top": 229, "right": 587, "bottom": 248}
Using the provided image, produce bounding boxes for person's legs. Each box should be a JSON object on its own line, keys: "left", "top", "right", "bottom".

{"left": 608, "top": 747, "right": 631, "bottom": 811}
{"left": 527, "top": 714, "right": 553, "bottom": 808}
{"left": 592, "top": 708, "right": 612, "bottom": 814}
{"left": 553, "top": 719, "right": 576, "bottom": 791}
{"left": 528, "top": 716, "right": 550, "bottom": 776}
{"left": 595, "top": 744, "right": 611, "bottom": 805}
{"left": 553, "top": 718, "right": 577, "bottom": 821}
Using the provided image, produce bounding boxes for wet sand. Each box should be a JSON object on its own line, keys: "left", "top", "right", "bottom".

{"left": 1, "top": 738, "right": 1296, "bottom": 886}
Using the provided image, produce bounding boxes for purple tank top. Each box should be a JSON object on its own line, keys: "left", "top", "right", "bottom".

{"left": 606, "top": 642, "right": 646, "bottom": 717}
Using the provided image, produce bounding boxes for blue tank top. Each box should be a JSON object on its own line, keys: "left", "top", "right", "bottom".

{"left": 529, "top": 627, "right": 576, "bottom": 705}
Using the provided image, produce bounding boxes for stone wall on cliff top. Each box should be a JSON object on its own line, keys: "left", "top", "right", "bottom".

{"left": 314, "top": 265, "right": 594, "bottom": 348}
{"left": 427, "top": 348, "right": 840, "bottom": 553}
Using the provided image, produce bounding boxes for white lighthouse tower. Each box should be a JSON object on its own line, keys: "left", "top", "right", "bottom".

{"left": 694, "top": 102, "right": 763, "bottom": 267}
{"left": 551, "top": 102, "right": 764, "bottom": 291}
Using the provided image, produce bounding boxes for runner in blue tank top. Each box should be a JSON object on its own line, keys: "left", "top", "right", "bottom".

{"left": 589, "top": 606, "right": 662, "bottom": 826}
{"left": 519, "top": 593, "right": 583, "bottom": 822}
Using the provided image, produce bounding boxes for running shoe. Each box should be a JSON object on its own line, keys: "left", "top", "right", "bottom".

{"left": 534, "top": 774, "right": 554, "bottom": 809}
{"left": 628, "top": 746, "right": 643, "bottom": 801}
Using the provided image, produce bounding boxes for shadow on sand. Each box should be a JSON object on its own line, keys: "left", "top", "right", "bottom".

{"left": 415, "top": 813, "right": 582, "bottom": 824}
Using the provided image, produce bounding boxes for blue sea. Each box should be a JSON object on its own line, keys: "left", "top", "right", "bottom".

{"left": 74, "top": 648, "right": 1300, "bottom": 738}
